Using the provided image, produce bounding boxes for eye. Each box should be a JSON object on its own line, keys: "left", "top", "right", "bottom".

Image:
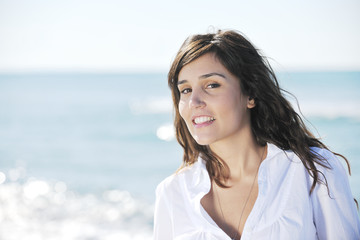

{"left": 180, "top": 88, "right": 192, "bottom": 94}
{"left": 206, "top": 83, "right": 220, "bottom": 89}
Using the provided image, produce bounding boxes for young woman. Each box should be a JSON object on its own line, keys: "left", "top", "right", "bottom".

{"left": 153, "top": 30, "right": 360, "bottom": 240}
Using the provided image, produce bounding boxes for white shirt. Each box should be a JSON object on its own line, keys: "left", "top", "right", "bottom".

{"left": 153, "top": 143, "right": 360, "bottom": 240}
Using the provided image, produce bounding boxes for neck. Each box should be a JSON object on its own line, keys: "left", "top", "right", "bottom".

{"left": 209, "top": 129, "right": 266, "bottom": 183}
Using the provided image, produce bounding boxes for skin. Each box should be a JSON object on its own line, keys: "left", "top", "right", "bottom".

{"left": 177, "top": 53, "right": 267, "bottom": 239}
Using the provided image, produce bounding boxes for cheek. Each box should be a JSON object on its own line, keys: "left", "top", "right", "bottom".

{"left": 178, "top": 100, "right": 193, "bottom": 129}
{"left": 178, "top": 100, "right": 186, "bottom": 118}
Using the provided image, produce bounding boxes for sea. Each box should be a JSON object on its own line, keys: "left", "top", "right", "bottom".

{"left": 0, "top": 71, "right": 359, "bottom": 239}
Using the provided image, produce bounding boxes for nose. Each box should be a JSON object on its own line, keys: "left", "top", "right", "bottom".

{"left": 189, "top": 88, "right": 206, "bottom": 109}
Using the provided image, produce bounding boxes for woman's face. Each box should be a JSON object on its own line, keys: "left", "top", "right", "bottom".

{"left": 177, "top": 53, "right": 255, "bottom": 147}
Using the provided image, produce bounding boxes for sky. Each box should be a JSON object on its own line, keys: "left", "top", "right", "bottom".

{"left": 0, "top": 0, "right": 359, "bottom": 73}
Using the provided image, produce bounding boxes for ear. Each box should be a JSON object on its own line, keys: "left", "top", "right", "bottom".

{"left": 247, "top": 97, "right": 256, "bottom": 109}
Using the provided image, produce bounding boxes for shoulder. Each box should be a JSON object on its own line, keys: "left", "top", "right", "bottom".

{"left": 309, "top": 148, "right": 360, "bottom": 238}
{"left": 310, "top": 147, "right": 349, "bottom": 182}
{"left": 155, "top": 158, "right": 211, "bottom": 207}
{"left": 155, "top": 172, "right": 182, "bottom": 199}
{"left": 268, "top": 145, "right": 352, "bottom": 198}
{"left": 309, "top": 147, "right": 353, "bottom": 198}
{"left": 263, "top": 144, "right": 350, "bottom": 194}
{"left": 155, "top": 161, "right": 202, "bottom": 197}
{"left": 267, "top": 144, "right": 348, "bottom": 176}
{"left": 266, "top": 143, "right": 302, "bottom": 164}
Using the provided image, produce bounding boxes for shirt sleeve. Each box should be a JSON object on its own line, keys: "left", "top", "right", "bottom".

{"left": 153, "top": 180, "right": 173, "bottom": 240}
{"left": 311, "top": 149, "right": 360, "bottom": 240}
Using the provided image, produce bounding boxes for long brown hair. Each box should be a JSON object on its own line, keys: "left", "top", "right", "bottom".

{"left": 168, "top": 29, "right": 351, "bottom": 193}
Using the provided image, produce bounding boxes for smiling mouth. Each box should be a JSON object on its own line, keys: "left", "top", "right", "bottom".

{"left": 193, "top": 116, "right": 215, "bottom": 125}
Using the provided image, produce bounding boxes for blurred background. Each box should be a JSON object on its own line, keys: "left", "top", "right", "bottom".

{"left": 0, "top": 0, "right": 359, "bottom": 239}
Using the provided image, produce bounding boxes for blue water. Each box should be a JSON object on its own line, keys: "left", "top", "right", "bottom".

{"left": 0, "top": 72, "right": 359, "bottom": 239}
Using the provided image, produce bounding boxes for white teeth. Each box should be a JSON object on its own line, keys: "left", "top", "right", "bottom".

{"left": 194, "top": 116, "right": 215, "bottom": 124}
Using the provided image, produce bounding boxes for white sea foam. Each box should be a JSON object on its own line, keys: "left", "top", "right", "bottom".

{"left": 130, "top": 97, "right": 172, "bottom": 114}
{"left": 0, "top": 172, "right": 6, "bottom": 185}
{"left": 288, "top": 98, "right": 360, "bottom": 120}
{"left": 156, "top": 123, "right": 175, "bottom": 141}
{"left": 0, "top": 175, "right": 153, "bottom": 240}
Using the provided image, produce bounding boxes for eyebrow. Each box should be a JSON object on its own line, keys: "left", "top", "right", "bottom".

{"left": 177, "top": 72, "right": 226, "bottom": 85}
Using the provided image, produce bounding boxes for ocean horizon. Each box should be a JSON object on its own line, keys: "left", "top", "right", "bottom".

{"left": 0, "top": 71, "right": 359, "bottom": 239}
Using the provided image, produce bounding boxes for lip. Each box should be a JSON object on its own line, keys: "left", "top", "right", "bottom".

{"left": 192, "top": 115, "right": 215, "bottom": 128}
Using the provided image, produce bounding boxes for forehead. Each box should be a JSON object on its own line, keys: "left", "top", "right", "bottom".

{"left": 178, "top": 53, "right": 229, "bottom": 80}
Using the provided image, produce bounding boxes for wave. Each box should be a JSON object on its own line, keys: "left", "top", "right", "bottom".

{"left": 0, "top": 170, "right": 153, "bottom": 240}
{"left": 288, "top": 98, "right": 360, "bottom": 120}
{"left": 128, "top": 95, "right": 360, "bottom": 120}
{"left": 130, "top": 97, "right": 172, "bottom": 115}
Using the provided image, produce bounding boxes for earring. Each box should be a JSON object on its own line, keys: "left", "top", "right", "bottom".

{"left": 248, "top": 97, "right": 256, "bottom": 108}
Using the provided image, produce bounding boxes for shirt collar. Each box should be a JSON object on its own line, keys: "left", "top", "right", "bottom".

{"left": 185, "top": 143, "right": 282, "bottom": 200}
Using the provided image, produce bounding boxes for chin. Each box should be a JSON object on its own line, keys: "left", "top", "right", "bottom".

{"left": 193, "top": 136, "right": 215, "bottom": 146}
